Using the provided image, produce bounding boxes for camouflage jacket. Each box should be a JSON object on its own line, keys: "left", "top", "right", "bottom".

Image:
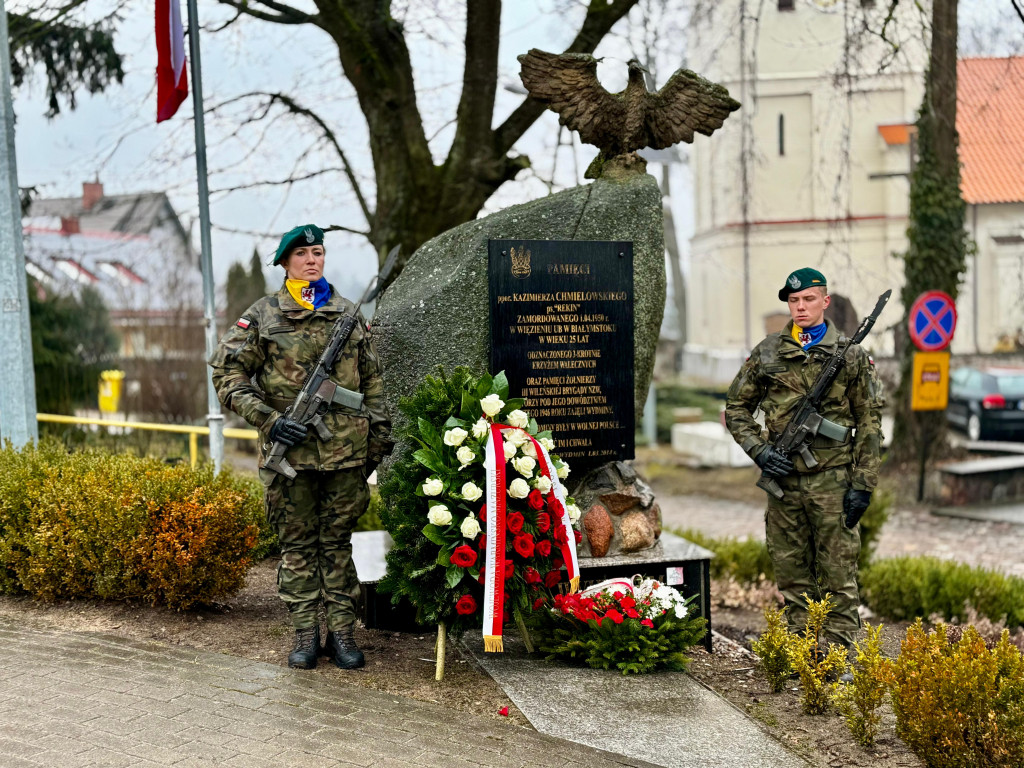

{"left": 209, "top": 282, "right": 390, "bottom": 471}
{"left": 725, "top": 319, "right": 885, "bottom": 491}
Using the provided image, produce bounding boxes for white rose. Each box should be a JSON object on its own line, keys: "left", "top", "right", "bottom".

{"left": 460, "top": 515, "right": 481, "bottom": 539}
{"left": 534, "top": 476, "right": 552, "bottom": 495}
{"left": 480, "top": 394, "right": 504, "bottom": 417}
{"left": 443, "top": 427, "right": 468, "bottom": 446}
{"left": 556, "top": 463, "right": 570, "bottom": 479}
{"left": 472, "top": 418, "right": 489, "bottom": 439}
{"left": 539, "top": 437, "right": 555, "bottom": 452}
{"left": 427, "top": 505, "right": 452, "bottom": 526}
{"left": 503, "top": 441, "right": 517, "bottom": 460}
{"left": 422, "top": 477, "right": 443, "bottom": 496}
{"left": 456, "top": 446, "right": 475, "bottom": 466}
{"left": 506, "top": 409, "right": 529, "bottom": 429}
{"left": 521, "top": 441, "right": 537, "bottom": 459}
{"left": 506, "top": 429, "right": 528, "bottom": 447}
{"left": 461, "top": 481, "right": 483, "bottom": 502}
{"left": 567, "top": 503, "right": 581, "bottom": 523}
{"left": 512, "top": 455, "right": 536, "bottom": 476}
{"left": 508, "top": 478, "right": 530, "bottom": 498}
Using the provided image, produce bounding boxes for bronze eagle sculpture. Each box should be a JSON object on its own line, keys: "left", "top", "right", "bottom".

{"left": 518, "top": 49, "right": 741, "bottom": 159}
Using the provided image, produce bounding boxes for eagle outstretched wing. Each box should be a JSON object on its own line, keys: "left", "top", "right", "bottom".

{"left": 517, "top": 49, "right": 626, "bottom": 149}
{"left": 644, "top": 69, "right": 741, "bottom": 149}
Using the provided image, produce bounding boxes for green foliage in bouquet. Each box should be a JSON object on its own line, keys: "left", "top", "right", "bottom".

{"left": 378, "top": 367, "right": 577, "bottom": 635}
{"left": 529, "top": 581, "right": 707, "bottom": 675}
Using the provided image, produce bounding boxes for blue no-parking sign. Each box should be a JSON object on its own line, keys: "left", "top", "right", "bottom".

{"left": 908, "top": 291, "right": 957, "bottom": 351}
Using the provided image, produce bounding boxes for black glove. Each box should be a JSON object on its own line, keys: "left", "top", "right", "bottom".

{"left": 843, "top": 489, "right": 872, "bottom": 529}
{"left": 365, "top": 436, "right": 396, "bottom": 477}
{"left": 268, "top": 416, "right": 307, "bottom": 447}
{"left": 753, "top": 445, "right": 795, "bottom": 479}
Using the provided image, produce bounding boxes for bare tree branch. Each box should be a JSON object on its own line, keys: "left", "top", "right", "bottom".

{"left": 495, "top": 0, "right": 641, "bottom": 155}
{"left": 209, "top": 168, "right": 346, "bottom": 195}
{"left": 215, "top": 0, "right": 317, "bottom": 26}
{"left": 1011, "top": 0, "right": 1024, "bottom": 26}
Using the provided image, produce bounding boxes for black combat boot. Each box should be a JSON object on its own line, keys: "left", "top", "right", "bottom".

{"left": 287, "top": 626, "right": 320, "bottom": 670}
{"left": 326, "top": 625, "right": 365, "bottom": 669}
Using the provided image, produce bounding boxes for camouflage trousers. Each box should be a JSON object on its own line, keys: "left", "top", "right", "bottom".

{"left": 765, "top": 466, "right": 862, "bottom": 649}
{"left": 263, "top": 468, "right": 368, "bottom": 631}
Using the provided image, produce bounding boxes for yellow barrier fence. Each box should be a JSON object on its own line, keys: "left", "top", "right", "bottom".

{"left": 37, "top": 414, "right": 260, "bottom": 469}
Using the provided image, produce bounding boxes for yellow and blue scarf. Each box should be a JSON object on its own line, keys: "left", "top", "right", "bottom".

{"left": 286, "top": 277, "right": 331, "bottom": 310}
{"left": 792, "top": 321, "right": 827, "bottom": 350}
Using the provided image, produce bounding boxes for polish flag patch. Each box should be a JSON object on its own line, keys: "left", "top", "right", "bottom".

{"left": 236, "top": 317, "right": 251, "bottom": 330}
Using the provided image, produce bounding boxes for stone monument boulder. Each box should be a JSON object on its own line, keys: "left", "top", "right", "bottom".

{"left": 373, "top": 162, "right": 666, "bottom": 557}
{"left": 374, "top": 163, "right": 665, "bottom": 421}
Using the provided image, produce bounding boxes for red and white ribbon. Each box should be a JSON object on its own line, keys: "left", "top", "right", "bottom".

{"left": 482, "top": 424, "right": 507, "bottom": 652}
{"left": 531, "top": 436, "right": 580, "bottom": 592}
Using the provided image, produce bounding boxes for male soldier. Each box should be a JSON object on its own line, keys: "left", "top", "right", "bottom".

{"left": 725, "top": 267, "right": 884, "bottom": 660}
{"left": 209, "top": 225, "right": 392, "bottom": 670}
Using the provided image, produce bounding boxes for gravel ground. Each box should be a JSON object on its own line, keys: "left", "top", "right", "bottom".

{"left": 660, "top": 493, "right": 1024, "bottom": 577}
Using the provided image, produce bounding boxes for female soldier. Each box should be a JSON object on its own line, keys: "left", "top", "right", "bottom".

{"left": 209, "top": 224, "right": 391, "bottom": 670}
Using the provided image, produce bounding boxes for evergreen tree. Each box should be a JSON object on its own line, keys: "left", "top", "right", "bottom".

{"left": 225, "top": 249, "right": 268, "bottom": 329}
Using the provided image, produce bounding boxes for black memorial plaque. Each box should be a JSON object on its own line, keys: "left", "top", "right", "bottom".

{"left": 489, "top": 239, "right": 634, "bottom": 472}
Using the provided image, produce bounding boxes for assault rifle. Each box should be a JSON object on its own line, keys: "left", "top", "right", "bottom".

{"left": 756, "top": 289, "right": 891, "bottom": 500}
{"left": 263, "top": 246, "right": 400, "bottom": 479}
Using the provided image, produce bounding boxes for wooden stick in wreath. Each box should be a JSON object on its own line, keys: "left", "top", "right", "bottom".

{"left": 435, "top": 621, "right": 447, "bottom": 681}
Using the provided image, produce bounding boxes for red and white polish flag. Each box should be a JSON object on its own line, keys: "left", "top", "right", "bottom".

{"left": 156, "top": 0, "right": 188, "bottom": 122}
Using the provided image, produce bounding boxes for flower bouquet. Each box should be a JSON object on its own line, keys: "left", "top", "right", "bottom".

{"left": 528, "top": 576, "right": 708, "bottom": 675}
{"left": 378, "top": 367, "right": 583, "bottom": 652}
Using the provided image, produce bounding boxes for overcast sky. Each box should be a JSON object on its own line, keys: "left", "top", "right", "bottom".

{"left": 11, "top": 0, "right": 1022, "bottom": 301}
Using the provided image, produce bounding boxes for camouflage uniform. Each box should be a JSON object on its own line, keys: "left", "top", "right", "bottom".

{"left": 209, "top": 283, "right": 390, "bottom": 631}
{"left": 725, "top": 319, "right": 884, "bottom": 647}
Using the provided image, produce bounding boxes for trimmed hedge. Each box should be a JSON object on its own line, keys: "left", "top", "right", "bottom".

{"left": 0, "top": 440, "right": 264, "bottom": 609}
{"left": 861, "top": 556, "right": 1024, "bottom": 628}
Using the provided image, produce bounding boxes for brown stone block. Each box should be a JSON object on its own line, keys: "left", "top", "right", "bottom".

{"left": 599, "top": 489, "right": 640, "bottom": 515}
{"left": 583, "top": 505, "right": 613, "bottom": 557}
{"left": 645, "top": 501, "right": 662, "bottom": 539}
{"left": 620, "top": 511, "right": 656, "bottom": 553}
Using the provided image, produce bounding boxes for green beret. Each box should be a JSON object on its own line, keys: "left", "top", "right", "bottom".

{"left": 778, "top": 267, "right": 827, "bottom": 301}
{"left": 273, "top": 224, "right": 324, "bottom": 266}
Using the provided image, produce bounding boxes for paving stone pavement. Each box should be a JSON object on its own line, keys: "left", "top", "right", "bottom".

{"left": 0, "top": 618, "right": 659, "bottom": 768}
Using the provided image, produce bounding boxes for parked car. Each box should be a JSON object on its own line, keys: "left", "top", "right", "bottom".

{"left": 948, "top": 366, "right": 1024, "bottom": 441}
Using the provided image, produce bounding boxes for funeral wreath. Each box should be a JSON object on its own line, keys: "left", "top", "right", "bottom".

{"left": 378, "top": 367, "right": 582, "bottom": 648}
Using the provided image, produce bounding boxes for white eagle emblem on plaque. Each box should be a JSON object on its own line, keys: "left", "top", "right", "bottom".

{"left": 510, "top": 246, "right": 531, "bottom": 278}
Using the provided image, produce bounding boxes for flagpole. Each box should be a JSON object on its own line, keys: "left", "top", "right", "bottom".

{"left": 184, "top": 0, "right": 223, "bottom": 473}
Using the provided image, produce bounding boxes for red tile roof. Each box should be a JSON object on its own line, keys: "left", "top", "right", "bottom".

{"left": 958, "top": 57, "right": 1024, "bottom": 205}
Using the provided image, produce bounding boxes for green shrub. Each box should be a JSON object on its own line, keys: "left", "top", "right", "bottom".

{"left": 891, "top": 621, "right": 1024, "bottom": 767}
{"left": 672, "top": 527, "right": 774, "bottom": 585}
{"left": 752, "top": 604, "right": 792, "bottom": 692}
{"left": 861, "top": 556, "right": 1024, "bottom": 628}
{"left": 831, "top": 623, "right": 893, "bottom": 747}
{"left": 785, "top": 594, "right": 848, "bottom": 715}
{"left": 0, "top": 440, "right": 263, "bottom": 609}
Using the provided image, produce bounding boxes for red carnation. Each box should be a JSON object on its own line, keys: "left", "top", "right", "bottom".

{"left": 620, "top": 595, "right": 636, "bottom": 609}
{"left": 532, "top": 597, "right": 546, "bottom": 611}
{"left": 605, "top": 609, "right": 624, "bottom": 625}
{"left": 574, "top": 530, "right": 582, "bottom": 544}
{"left": 455, "top": 594, "right": 477, "bottom": 615}
{"left": 536, "top": 539, "right": 552, "bottom": 557}
{"left": 524, "top": 567, "right": 541, "bottom": 584}
{"left": 527, "top": 489, "right": 545, "bottom": 510}
{"left": 512, "top": 533, "right": 535, "bottom": 559}
{"left": 450, "top": 545, "right": 477, "bottom": 568}
{"left": 506, "top": 511, "right": 524, "bottom": 534}
{"left": 544, "top": 570, "right": 561, "bottom": 588}
{"left": 478, "top": 534, "right": 487, "bottom": 551}
{"left": 504, "top": 559, "right": 514, "bottom": 579}
{"left": 553, "top": 525, "right": 569, "bottom": 545}
{"left": 641, "top": 618, "right": 654, "bottom": 628}
{"left": 535, "top": 512, "right": 551, "bottom": 533}
{"left": 625, "top": 608, "right": 640, "bottom": 619}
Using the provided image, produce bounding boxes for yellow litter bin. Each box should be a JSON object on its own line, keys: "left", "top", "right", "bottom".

{"left": 98, "top": 370, "right": 125, "bottom": 414}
